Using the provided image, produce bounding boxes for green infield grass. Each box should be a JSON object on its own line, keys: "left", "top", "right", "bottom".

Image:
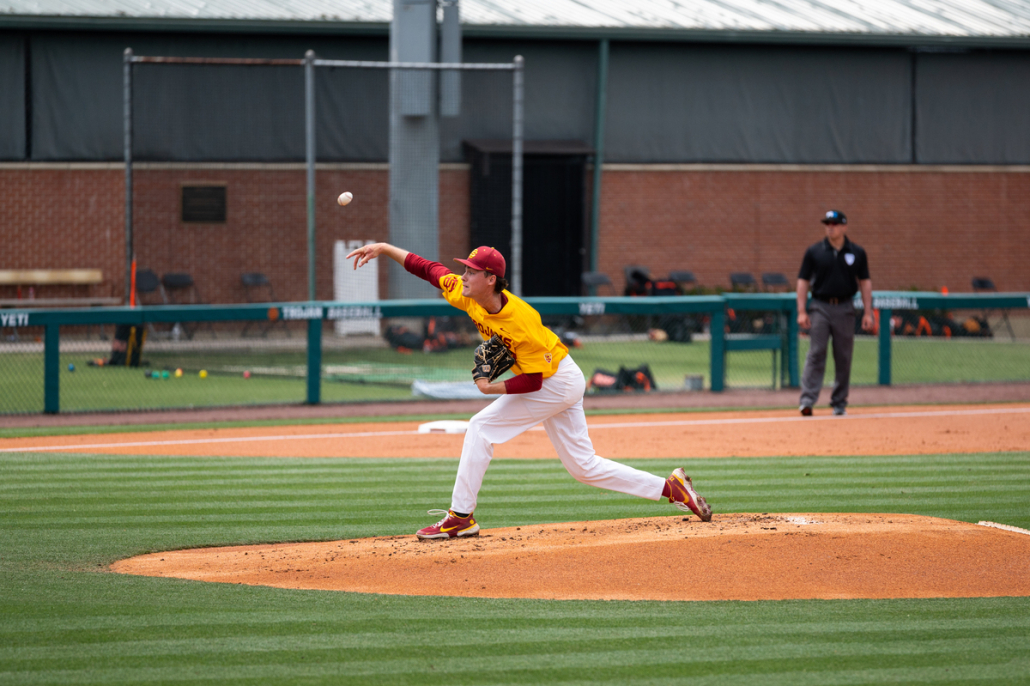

{"left": 2, "top": 448, "right": 1029, "bottom": 685}
{"left": 2, "top": 334, "right": 1029, "bottom": 414}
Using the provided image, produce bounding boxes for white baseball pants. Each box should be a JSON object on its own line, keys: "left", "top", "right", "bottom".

{"left": 451, "top": 356, "right": 667, "bottom": 514}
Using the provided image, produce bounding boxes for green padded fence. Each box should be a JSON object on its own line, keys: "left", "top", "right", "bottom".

{"left": 870, "top": 292, "right": 1030, "bottom": 385}
{"left": 1, "top": 291, "right": 1027, "bottom": 414}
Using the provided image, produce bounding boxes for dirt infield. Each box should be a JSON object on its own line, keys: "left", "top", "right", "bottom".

{"left": 113, "top": 513, "right": 1030, "bottom": 601}
{"left": 9, "top": 381, "right": 1030, "bottom": 429}
{"left": 7, "top": 403, "right": 1030, "bottom": 459}
{"left": 14, "top": 401, "right": 1023, "bottom": 601}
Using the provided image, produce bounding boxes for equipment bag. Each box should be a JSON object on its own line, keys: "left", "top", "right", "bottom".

{"left": 588, "top": 365, "right": 658, "bottom": 393}
{"left": 617, "top": 364, "right": 657, "bottom": 392}
{"left": 108, "top": 325, "right": 147, "bottom": 367}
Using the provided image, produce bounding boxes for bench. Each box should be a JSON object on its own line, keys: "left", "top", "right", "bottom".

{"left": 0, "top": 270, "right": 122, "bottom": 308}
{"left": 0, "top": 270, "right": 121, "bottom": 340}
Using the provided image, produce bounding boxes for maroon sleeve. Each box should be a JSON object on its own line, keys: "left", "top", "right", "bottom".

{"left": 504, "top": 372, "right": 543, "bottom": 394}
{"left": 404, "top": 253, "right": 452, "bottom": 289}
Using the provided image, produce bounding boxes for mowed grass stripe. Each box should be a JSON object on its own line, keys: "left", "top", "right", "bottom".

{"left": 2, "top": 450, "right": 1024, "bottom": 472}
{"left": 5, "top": 475, "right": 1026, "bottom": 502}
{"left": 3, "top": 643, "right": 1028, "bottom": 685}
{"left": 1, "top": 636, "right": 1025, "bottom": 670}
{"left": 17, "top": 493, "right": 1020, "bottom": 527}
{"left": 4, "top": 452, "right": 1025, "bottom": 479}
{"left": 4, "top": 602, "right": 1030, "bottom": 636}
{"left": 4, "top": 453, "right": 1025, "bottom": 486}
{"left": 8, "top": 460, "right": 1024, "bottom": 495}
{"left": 6, "top": 627, "right": 1030, "bottom": 661}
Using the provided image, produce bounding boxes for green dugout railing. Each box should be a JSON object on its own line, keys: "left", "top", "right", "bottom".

{"left": 722, "top": 293, "right": 800, "bottom": 391}
{"left": 870, "top": 291, "right": 1030, "bottom": 385}
{"left": 6, "top": 290, "right": 1027, "bottom": 413}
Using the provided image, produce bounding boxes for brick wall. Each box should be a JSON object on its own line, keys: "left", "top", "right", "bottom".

{"left": 131, "top": 168, "right": 393, "bottom": 304}
{"left": 598, "top": 167, "right": 1030, "bottom": 294}
{"left": 0, "top": 166, "right": 124, "bottom": 300}
{"left": 0, "top": 165, "right": 470, "bottom": 304}
{"left": 2, "top": 165, "right": 1028, "bottom": 303}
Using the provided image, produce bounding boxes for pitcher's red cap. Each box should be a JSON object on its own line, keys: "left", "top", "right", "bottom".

{"left": 454, "top": 246, "right": 506, "bottom": 279}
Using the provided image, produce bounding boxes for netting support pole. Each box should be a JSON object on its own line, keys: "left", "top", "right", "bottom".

{"left": 306, "top": 317, "right": 322, "bottom": 404}
{"left": 588, "top": 39, "right": 609, "bottom": 285}
{"left": 878, "top": 308, "right": 892, "bottom": 385}
{"left": 305, "top": 50, "right": 317, "bottom": 301}
{"left": 787, "top": 302, "right": 799, "bottom": 387}
{"left": 710, "top": 308, "right": 725, "bottom": 392}
{"left": 511, "top": 55, "right": 524, "bottom": 296}
{"left": 44, "top": 324, "right": 59, "bottom": 414}
{"left": 123, "top": 48, "right": 133, "bottom": 306}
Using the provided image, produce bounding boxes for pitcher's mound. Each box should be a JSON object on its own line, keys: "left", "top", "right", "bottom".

{"left": 111, "top": 513, "right": 1030, "bottom": 601}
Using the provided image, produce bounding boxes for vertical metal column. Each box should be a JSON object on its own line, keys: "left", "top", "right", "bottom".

{"left": 787, "top": 301, "right": 800, "bottom": 387}
{"left": 710, "top": 308, "right": 726, "bottom": 392}
{"left": 306, "top": 317, "right": 322, "bottom": 405}
{"left": 123, "top": 48, "right": 133, "bottom": 306}
{"left": 305, "top": 50, "right": 317, "bottom": 301}
{"left": 510, "top": 55, "right": 524, "bottom": 296}
{"left": 878, "top": 308, "right": 892, "bottom": 385}
{"left": 588, "top": 39, "right": 609, "bottom": 281}
{"left": 910, "top": 53, "right": 918, "bottom": 164}
{"left": 44, "top": 324, "right": 59, "bottom": 414}
{"left": 389, "top": 0, "right": 439, "bottom": 300}
{"left": 304, "top": 53, "right": 321, "bottom": 405}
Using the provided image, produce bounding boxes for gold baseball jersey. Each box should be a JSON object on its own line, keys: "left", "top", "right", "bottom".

{"left": 438, "top": 273, "right": 568, "bottom": 378}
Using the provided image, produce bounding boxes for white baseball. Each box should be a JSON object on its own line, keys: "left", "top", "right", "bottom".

{"left": 337, "top": 191, "right": 353, "bottom": 206}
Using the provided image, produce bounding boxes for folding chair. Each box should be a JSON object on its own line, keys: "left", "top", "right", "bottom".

{"left": 134, "top": 269, "right": 165, "bottom": 305}
{"left": 972, "top": 277, "right": 1015, "bottom": 340}
{"left": 132, "top": 268, "right": 174, "bottom": 338}
{"left": 581, "top": 271, "right": 615, "bottom": 296}
{"left": 761, "top": 272, "right": 791, "bottom": 292}
{"left": 729, "top": 272, "right": 757, "bottom": 292}
{"left": 161, "top": 272, "right": 215, "bottom": 339}
{"left": 668, "top": 270, "right": 698, "bottom": 294}
{"left": 241, "top": 272, "right": 290, "bottom": 338}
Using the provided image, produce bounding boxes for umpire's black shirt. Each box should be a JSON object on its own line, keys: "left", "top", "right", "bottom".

{"left": 797, "top": 236, "right": 870, "bottom": 300}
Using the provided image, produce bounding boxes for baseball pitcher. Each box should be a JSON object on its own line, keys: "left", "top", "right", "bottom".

{"left": 347, "top": 243, "right": 712, "bottom": 539}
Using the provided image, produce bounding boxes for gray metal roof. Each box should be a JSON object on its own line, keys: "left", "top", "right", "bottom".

{"left": 0, "top": 1, "right": 390, "bottom": 23}
{"left": 4, "top": 0, "right": 1030, "bottom": 42}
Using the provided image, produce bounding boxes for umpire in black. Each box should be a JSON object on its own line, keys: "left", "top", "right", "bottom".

{"left": 797, "top": 210, "right": 874, "bottom": 416}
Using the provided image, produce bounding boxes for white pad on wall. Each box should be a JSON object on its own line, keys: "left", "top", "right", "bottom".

{"left": 333, "top": 239, "right": 379, "bottom": 336}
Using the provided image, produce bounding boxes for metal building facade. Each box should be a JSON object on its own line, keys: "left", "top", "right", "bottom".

{"left": 2, "top": 0, "right": 1030, "bottom": 164}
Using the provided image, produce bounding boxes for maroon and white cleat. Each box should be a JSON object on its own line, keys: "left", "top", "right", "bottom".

{"left": 666, "top": 468, "right": 712, "bottom": 521}
{"left": 416, "top": 509, "right": 480, "bottom": 540}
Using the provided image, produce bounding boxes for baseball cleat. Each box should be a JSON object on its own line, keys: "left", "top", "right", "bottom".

{"left": 416, "top": 509, "right": 480, "bottom": 540}
{"left": 800, "top": 405, "right": 813, "bottom": 416}
{"left": 667, "top": 468, "right": 712, "bottom": 522}
{"left": 832, "top": 406, "right": 847, "bottom": 416}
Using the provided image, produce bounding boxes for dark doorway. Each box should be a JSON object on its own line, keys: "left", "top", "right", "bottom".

{"left": 465, "top": 140, "right": 591, "bottom": 297}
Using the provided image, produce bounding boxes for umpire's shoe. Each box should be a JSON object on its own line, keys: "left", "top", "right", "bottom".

{"left": 416, "top": 509, "right": 480, "bottom": 540}
{"left": 667, "top": 468, "right": 712, "bottom": 522}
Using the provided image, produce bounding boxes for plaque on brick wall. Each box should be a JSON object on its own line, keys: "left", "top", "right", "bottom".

{"left": 181, "top": 185, "right": 227, "bottom": 223}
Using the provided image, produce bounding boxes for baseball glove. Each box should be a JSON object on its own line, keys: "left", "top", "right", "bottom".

{"left": 472, "top": 335, "right": 515, "bottom": 382}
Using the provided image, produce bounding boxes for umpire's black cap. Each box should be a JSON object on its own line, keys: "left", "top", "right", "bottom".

{"left": 821, "top": 210, "right": 847, "bottom": 225}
